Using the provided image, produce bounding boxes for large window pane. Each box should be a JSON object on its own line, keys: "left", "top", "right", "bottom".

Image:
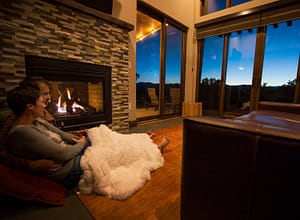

{"left": 198, "top": 35, "right": 224, "bottom": 113}
{"left": 206, "top": 0, "right": 251, "bottom": 14}
{"left": 136, "top": 12, "right": 161, "bottom": 118}
{"left": 207, "top": 0, "right": 226, "bottom": 14}
{"left": 260, "top": 20, "right": 300, "bottom": 103}
{"left": 231, "top": 0, "right": 251, "bottom": 7}
{"left": 224, "top": 29, "right": 256, "bottom": 114}
{"left": 164, "top": 24, "right": 182, "bottom": 114}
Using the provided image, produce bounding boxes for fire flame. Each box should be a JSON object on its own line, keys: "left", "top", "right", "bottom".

{"left": 56, "top": 92, "right": 85, "bottom": 113}
{"left": 72, "top": 102, "right": 85, "bottom": 110}
{"left": 56, "top": 95, "right": 66, "bottom": 113}
{"left": 66, "top": 88, "right": 71, "bottom": 100}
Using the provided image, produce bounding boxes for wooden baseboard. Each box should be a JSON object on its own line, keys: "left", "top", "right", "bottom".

{"left": 129, "top": 120, "right": 137, "bottom": 127}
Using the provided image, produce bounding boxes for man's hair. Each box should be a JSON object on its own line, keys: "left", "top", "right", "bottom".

{"left": 6, "top": 86, "right": 41, "bottom": 116}
{"left": 19, "top": 76, "right": 50, "bottom": 91}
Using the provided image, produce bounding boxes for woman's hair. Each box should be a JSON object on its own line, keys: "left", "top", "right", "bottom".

{"left": 6, "top": 86, "right": 41, "bottom": 116}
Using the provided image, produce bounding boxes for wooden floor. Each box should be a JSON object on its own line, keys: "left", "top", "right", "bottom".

{"left": 77, "top": 124, "right": 183, "bottom": 220}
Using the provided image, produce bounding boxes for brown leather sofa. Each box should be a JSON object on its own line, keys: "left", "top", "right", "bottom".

{"left": 181, "top": 110, "right": 300, "bottom": 220}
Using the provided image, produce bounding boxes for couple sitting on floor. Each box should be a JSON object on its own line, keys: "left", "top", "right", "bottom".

{"left": 1, "top": 77, "right": 169, "bottom": 199}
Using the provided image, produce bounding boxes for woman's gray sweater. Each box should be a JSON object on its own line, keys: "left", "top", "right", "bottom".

{"left": 7, "top": 118, "right": 85, "bottom": 181}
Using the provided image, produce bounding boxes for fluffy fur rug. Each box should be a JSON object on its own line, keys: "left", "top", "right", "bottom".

{"left": 78, "top": 125, "right": 164, "bottom": 200}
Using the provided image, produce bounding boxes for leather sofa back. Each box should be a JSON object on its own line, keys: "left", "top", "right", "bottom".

{"left": 181, "top": 115, "right": 300, "bottom": 220}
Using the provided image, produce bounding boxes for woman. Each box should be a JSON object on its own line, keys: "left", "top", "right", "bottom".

{"left": 6, "top": 86, "right": 87, "bottom": 188}
{"left": 0, "top": 77, "right": 68, "bottom": 173}
{"left": 6, "top": 86, "right": 169, "bottom": 194}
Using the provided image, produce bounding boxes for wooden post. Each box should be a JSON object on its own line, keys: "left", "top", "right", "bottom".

{"left": 182, "top": 102, "right": 202, "bottom": 117}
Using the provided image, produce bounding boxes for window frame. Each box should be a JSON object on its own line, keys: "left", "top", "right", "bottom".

{"left": 137, "top": 1, "right": 188, "bottom": 119}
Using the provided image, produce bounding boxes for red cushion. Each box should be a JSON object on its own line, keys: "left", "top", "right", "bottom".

{"left": 0, "top": 164, "right": 66, "bottom": 205}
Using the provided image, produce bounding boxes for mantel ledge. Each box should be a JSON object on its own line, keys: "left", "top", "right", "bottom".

{"left": 53, "top": 0, "right": 134, "bottom": 32}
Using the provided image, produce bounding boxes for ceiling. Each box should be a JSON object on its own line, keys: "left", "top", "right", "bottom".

{"left": 136, "top": 11, "right": 161, "bottom": 42}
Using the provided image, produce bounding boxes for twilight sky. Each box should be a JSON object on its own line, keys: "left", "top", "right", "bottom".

{"left": 137, "top": 25, "right": 182, "bottom": 84}
{"left": 137, "top": 19, "right": 300, "bottom": 87}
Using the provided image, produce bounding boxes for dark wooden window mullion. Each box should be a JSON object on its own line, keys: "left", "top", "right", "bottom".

{"left": 180, "top": 30, "right": 187, "bottom": 103}
{"left": 294, "top": 54, "right": 300, "bottom": 103}
{"left": 200, "top": 0, "right": 205, "bottom": 16}
{"left": 159, "top": 18, "right": 167, "bottom": 117}
{"left": 219, "top": 34, "right": 229, "bottom": 117}
{"left": 250, "top": 26, "right": 266, "bottom": 111}
{"left": 196, "top": 40, "right": 204, "bottom": 102}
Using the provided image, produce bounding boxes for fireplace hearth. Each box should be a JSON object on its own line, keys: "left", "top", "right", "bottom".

{"left": 25, "top": 55, "right": 112, "bottom": 131}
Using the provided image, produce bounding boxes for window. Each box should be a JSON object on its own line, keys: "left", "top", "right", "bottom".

{"left": 224, "top": 29, "right": 256, "bottom": 114}
{"left": 204, "top": 0, "right": 251, "bottom": 15}
{"left": 136, "top": 11, "right": 161, "bottom": 118}
{"left": 196, "top": 1, "right": 300, "bottom": 117}
{"left": 164, "top": 24, "right": 183, "bottom": 114}
{"left": 198, "top": 35, "right": 224, "bottom": 114}
{"left": 207, "top": 0, "right": 226, "bottom": 14}
{"left": 260, "top": 20, "right": 300, "bottom": 103}
{"left": 136, "top": 2, "right": 187, "bottom": 120}
{"left": 232, "top": 0, "right": 250, "bottom": 7}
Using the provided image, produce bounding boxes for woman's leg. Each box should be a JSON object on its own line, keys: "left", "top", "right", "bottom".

{"left": 61, "top": 155, "right": 82, "bottom": 190}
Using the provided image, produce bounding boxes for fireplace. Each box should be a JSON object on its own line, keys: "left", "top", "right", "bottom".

{"left": 25, "top": 55, "right": 112, "bottom": 131}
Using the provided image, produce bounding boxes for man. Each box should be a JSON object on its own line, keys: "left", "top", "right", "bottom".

{"left": 19, "top": 76, "right": 56, "bottom": 124}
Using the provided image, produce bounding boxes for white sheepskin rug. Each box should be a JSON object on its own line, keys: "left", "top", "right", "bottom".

{"left": 78, "top": 125, "right": 164, "bottom": 200}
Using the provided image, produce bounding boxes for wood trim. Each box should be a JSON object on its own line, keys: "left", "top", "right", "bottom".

{"left": 260, "top": 2, "right": 300, "bottom": 25}
{"left": 196, "top": 13, "right": 260, "bottom": 39}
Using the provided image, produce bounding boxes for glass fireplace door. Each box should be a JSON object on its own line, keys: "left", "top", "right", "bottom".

{"left": 25, "top": 55, "right": 112, "bottom": 131}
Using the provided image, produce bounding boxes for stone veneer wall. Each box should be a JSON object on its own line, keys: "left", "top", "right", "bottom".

{"left": 0, "top": 0, "right": 133, "bottom": 130}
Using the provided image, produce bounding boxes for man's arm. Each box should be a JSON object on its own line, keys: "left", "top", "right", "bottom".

{"left": 8, "top": 125, "right": 85, "bottom": 162}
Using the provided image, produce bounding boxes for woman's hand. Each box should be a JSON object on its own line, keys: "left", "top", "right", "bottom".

{"left": 70, "top": 129, "right": 87, "bottom": 136}
{"left": 72, "top": 135, "right": 86, "bottom": 144}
